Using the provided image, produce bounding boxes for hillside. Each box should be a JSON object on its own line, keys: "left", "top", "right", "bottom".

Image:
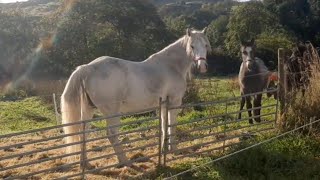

{"left": 0, "top": 0, "right": 60, "bottom": 17}
{"left": 152, "top": 0, "right": 223, "bottom": 5}
{"left": 0, "top": 0, "right": 223, "bottom": 15}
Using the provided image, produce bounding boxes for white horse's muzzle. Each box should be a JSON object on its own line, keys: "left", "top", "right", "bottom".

{"left": 195, "top": 57, "right": 208, "bottom": 73}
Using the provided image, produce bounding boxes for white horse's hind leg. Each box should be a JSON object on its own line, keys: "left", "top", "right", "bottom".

{"left": 106, "top": 117, "right": 128, "bottom": 165}
{"left": 168, "top": 109, "right": 179, "bottom": 152}
{"left": 98, "top": 106, "right": 128, "bottom": 166}
{"left": 80, "top": 103, "right": 94, "bottom": 168}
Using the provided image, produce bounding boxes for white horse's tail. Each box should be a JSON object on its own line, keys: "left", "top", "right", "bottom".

{"left": 61, "top": 66, "right": 86, "bottom": 155}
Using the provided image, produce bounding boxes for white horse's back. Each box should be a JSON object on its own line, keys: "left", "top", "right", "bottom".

{"left": 81, "top": 56, "right": 171, "bottom": 112}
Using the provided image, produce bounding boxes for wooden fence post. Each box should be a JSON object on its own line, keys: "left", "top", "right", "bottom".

{"left": 278, "top": 48, "right": 287, "bottom": 118}
{"left": 52, "top": 93, "right": 60, "bottom": 125}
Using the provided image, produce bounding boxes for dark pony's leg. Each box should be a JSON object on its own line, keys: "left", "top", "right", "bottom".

{"left": 238, "top": 95, "right": 245, "bottom": 120}
{"left": 245, "top": 96, "right": 253, "bottom": 124}
{"left": 253, "top": 94, "right": 262, "bottom": 123}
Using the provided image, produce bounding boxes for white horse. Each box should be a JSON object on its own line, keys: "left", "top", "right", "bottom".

{"left": 61, "top": 28, "right": 211, "bottom": 166}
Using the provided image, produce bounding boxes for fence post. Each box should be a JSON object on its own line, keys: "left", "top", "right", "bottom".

{"left": 158, "top": 97, "right": 162, "bottom": 167}
{"left": 52, "top": 93, "right": 60, "bottom": 125}
{"left": 274, "top": 86, "right": 280, "bottom": 128}
{"left": 80, "top": 121, "right": 87, "bottom": 179}
{"left": 223, "top": 102, "right": 227, "bottom": 152}
{"left": 278, "top": 48, "right": 287, "bottom": 122}
{"left": 309, "top": 117, "right": 314, "bottom": 135}
{"left": 163, "top": 97, "right": 169, "bottom": 166}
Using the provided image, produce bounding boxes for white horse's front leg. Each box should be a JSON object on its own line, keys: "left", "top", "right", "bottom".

{"left": 168, "top": 109, "right": 179, "bottom": 152}
{"left": 106, "top": 117, "right": 128, "bottom": 165}
{"left": 161, "top": 105, "right": 167, "bottom": 152}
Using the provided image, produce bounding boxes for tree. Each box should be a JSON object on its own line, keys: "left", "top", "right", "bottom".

{"left": 33, "top": 0, "right": 173, "bottom": 77}
{"left": 207, "top": 15, "right": 229, "bottom": 50}
{"left": 0, "top": 9, "right": 38, "bottom": 81}
{"left": 94, "top": 0, "right": 173, "bottom": 60}
{"left": 164, "top": 15, "right": 190, "bottom": 37}
{"left": 225, "top": 2, "right": 280, "bottom": 57}
{"left": 264, "top": 0, "right": 320, "bottom": 46}
{"left": 256, "top": 30, "right": 296, "bottom": 69}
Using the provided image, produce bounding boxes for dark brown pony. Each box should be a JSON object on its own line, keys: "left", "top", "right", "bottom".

{"left": 238, "top": 39, "right": 272, "bottom": 124}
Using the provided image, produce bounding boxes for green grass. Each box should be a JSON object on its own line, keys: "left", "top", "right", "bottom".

{"left": 0, "top": 97, "right": 56, "bottom": 134}
{"left": 151, "top": 134, "right": 320, "bottom": 180}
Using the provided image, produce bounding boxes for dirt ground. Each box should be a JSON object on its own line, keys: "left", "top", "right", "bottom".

{"left": 0, "top": 124, "right": 273, "bottom": 180}
{"left": 0, "top": 129, "right": 161, "bottom": 179}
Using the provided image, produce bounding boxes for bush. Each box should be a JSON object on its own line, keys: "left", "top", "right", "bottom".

{"left": 0, "top": 89, "right": 29, "bottom": 101}
{"left": 207, "top": 49, "right": 240, "bottom": 75}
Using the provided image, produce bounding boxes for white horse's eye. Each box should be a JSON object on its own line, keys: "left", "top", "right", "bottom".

{"left": 191, "top": 45, "right": 194, "bottom": 49}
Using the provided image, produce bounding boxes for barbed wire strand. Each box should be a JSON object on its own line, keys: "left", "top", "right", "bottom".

{"left": 164, "top": 118, "right": 320, "bottom": 180}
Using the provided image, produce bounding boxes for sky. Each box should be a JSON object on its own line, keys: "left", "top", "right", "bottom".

{"left": 0, "top": 0, "right": 28, "bottom": 3}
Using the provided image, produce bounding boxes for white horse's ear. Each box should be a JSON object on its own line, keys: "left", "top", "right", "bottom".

{"left": 186, "top": 28, "right": 191, "bottom": 36}
{"left": 202, "top": 27, "right": 207, "bottom": 34}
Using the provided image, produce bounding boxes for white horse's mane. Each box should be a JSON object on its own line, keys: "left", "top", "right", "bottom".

{"left": 148, "top": 30, "right": 211, "bottom": 61}
{"left": 146, "top": 35, "right": 192, "bottom": 61}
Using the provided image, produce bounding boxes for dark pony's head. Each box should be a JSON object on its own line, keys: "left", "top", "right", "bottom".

{"left": 290, "top": 42, "right": 308, "bottom": 62}
{"left": 240, "top": 38, "right": 256, "bottom": 71}
{"left": 287, "top": 42, "right": 314, "bottom": 91}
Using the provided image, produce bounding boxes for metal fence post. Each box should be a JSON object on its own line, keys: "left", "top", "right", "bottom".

{"left": 274, "top": 86, "right": 280, "bottom": 128}
{"left": 163, "top": 96, "right": 169, "bottom": 166}
{"left": 80, "top": 121, "right": 87, "bottom": 179}
{"left": 223, "top": 102, "right": 227, "bottom": 152}
{"left": 158, "top": 97, "right": 162, "bottom": 167}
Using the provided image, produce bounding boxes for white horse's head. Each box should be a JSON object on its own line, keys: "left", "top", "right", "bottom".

{"left": 185, "top": 27, "right": 211, "bottom": 73}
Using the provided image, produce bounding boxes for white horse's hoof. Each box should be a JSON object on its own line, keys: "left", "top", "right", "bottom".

{"left": 168, "top": 145, "right": 178, "bottom": 152}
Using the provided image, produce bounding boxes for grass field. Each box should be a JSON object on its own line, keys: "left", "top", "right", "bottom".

{"left": 0, "top": 77, "right": 319, "bottom": 179}
{"left": 0, "top": 97, "right": 56, "bottom": 135}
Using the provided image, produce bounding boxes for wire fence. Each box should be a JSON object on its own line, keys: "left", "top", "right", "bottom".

{"left": 0, "top": 86, "right": 278, "bottom": 179}
{"left": 163, "top": 117, "right": 320, "bottom": 180}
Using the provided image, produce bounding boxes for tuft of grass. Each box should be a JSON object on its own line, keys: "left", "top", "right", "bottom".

{"left": 0, "top": 97, "right": 56, "bottom": 134}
